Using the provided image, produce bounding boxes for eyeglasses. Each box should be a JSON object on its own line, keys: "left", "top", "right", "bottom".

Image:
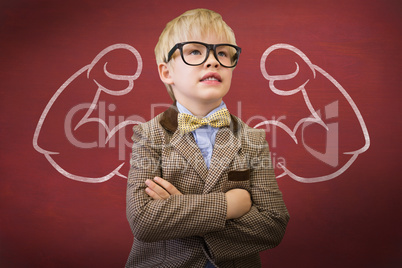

{"left": 166, "top": 41, "right": 241, "bottom": 68}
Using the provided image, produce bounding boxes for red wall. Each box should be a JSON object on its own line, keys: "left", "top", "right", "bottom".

{"left": 1, "top": 0, "right": 401, "bottom": 267}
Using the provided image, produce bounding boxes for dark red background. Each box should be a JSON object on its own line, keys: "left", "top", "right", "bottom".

{"left": 1, "top": 0, "right": 401, "bottom": 267}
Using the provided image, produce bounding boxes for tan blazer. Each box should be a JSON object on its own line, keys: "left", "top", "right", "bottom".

{"left": 126, "top": 104, "right": 289, "bottom": 268}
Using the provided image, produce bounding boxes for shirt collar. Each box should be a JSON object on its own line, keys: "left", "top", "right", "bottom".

{"left": 176, "top": 101, "right": 227, "bottom": 118}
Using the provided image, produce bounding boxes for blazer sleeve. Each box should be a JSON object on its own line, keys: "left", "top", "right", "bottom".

{"left": 126, "top": 123, "right": 227, "bottom": 243}
{"left": 203, "top": 129, "right": 290, "bottom": 262}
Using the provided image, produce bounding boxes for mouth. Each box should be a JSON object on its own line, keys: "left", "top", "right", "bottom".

{"left": 200, "top": 72, "right": 222, "bottom": 83}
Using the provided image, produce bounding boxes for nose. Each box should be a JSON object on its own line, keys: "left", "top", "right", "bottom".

{"left": 204, "top": 50, "right": 220, "bottom": 68}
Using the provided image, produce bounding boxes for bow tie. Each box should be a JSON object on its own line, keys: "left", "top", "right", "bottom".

{"left": 177, "top": 108, "right": 231, "bottom": 134}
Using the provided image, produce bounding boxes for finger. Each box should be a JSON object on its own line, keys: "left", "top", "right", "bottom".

{"left": 145, "top": 179, "right": 170, "bottom": 199}
{"left": 154, "top": 177, "right": 182, "bottom": 196}
{"left": 145, "top": 187, "right": 163, "bottom": 200}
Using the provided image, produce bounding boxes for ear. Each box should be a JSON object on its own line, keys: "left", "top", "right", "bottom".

{"left": 158, "top": 62, "right": 174, "bottom": 85}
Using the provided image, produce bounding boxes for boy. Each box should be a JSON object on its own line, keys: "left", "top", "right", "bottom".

{"left": 126, "top": 8, "right": 289, "bottom": 268}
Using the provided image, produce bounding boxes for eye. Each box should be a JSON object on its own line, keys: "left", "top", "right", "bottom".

{"left": 217, "top": 46, "right": 232, "bottom": 58}
{"left": 189, "top": 49, "right": 202, "bottom": 56}
{"left": 217, "top": 51, "right": 228, "bottom": 57}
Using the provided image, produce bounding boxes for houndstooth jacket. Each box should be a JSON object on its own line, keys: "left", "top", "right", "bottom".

{"left": 126, "top": 103, "right": 289, "bottom": 268}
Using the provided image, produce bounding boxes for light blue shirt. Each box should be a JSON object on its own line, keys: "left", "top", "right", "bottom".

{"left": 176, "top": 101, "right": 227, "bottom": 169}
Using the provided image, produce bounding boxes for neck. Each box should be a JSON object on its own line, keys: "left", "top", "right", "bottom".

{"left": 178, "top": 99, "right": 222, "bottom": 117}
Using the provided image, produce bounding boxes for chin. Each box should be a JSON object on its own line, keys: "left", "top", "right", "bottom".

{"left": 201, "top": 89, "right": 229, "bottom": 100}
{"left": 199, "top": 93, "right": 226, "bottom": 103}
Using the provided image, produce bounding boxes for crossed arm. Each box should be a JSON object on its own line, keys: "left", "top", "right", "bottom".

{"left": 145, "top": 176, "right": 252, "bottom": 220}
{"left": 127, "top": 125, "right": 289, "bottom": 262}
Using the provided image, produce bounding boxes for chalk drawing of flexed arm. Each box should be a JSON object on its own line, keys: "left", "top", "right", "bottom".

{"left": 33, "top": 44, "right": 142, "bottom": 183}
{"left": 257, "top": 44, "right": 370, "bottom": 183}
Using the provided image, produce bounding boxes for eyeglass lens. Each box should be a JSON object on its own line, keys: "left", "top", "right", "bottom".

{"left": 181, "top": 43, "right": 238, "bottom": 67}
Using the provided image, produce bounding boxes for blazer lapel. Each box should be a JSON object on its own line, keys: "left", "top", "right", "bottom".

{"left": 171, "top": 132, "right": 208, "bottom": 181}
{"left": 160, "top": 103, "right": 208, "bottom": 181}
{"left": 203, "top": 126, "right": 241, "bottom": 194}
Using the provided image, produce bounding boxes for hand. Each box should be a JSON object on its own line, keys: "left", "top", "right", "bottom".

{"left": 145, "top": 177, "right": 183, "bottom": 200}
{"left": 225, "top": 188, "right": 252, "bottom": 220}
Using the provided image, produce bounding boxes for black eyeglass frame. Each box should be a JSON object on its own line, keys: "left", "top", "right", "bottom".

{"left": 166, "top": 41, "right": 242, "bottom": 68}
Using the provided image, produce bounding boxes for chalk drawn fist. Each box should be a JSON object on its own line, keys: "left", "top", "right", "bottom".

{"left": 258, "top": 44, "right": 370, "bottom": 183}
{"left": 33, "top": 44, "right": 142, "bottom": 183}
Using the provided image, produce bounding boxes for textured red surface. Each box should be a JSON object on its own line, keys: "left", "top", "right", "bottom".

{"left": 1, "top": 0, "right": 401, "bottom": 267}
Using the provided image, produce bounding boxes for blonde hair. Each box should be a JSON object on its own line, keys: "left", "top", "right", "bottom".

{"left": 155, "top": 9, "right": 237, "bottom": 100}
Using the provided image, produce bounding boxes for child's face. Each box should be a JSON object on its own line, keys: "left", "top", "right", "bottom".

{"left": 161, "top": 34, "right": 234, "bottom": 110}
